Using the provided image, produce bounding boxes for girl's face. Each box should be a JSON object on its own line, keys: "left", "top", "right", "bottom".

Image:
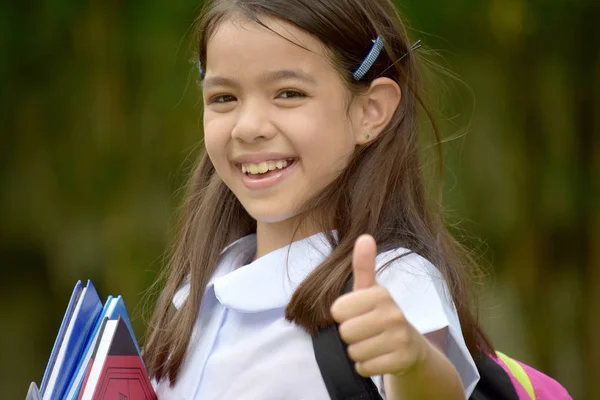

{"left": 203, "top": 15, "right": 362, "bottom": 224}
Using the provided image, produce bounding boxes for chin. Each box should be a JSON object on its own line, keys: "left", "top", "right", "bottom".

{"left": 244, "top": 206, "right": 299, "bottom": 225}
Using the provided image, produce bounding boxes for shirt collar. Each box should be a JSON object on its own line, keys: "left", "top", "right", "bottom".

{"left": 172, "top": 234, "right": 257, "bottom": 310}
{"left": 214, "top": 232, "right": 332, "bottom": 312}
{"left": 173, "top": 232, "right": 334, "bottom": 312}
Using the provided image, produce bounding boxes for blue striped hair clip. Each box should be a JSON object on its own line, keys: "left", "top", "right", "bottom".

{"left": 353, "top": 36, "right": 385, "bottom": 81}
{"left": 353, "top": 37, "right": 422, "bottom": 81}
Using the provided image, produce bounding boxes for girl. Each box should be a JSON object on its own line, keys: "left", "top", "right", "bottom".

{"left": 145, "top": 0, "right": 494, "bottom": 398}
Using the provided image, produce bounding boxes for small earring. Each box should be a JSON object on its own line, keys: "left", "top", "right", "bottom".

{"left": 365, "top": 133, "right": 371, "bottom": 140}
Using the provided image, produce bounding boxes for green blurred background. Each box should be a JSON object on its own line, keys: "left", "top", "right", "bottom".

{"left": 1, "top": 0, "right": 598, "bottom": 398}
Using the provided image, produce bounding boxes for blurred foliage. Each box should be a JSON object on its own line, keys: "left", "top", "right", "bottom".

{"left": 1, "top": 0, "right": 598, "bottom": 399}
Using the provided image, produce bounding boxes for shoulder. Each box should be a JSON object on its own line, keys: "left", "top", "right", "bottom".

{"left": 374, "top": 247, "right": 455, "bottom": 333}
{"left": 375, "top": 248, "right": 447, "bottom": 296}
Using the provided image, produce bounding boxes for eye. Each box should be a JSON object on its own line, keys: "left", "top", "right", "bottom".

{"left": 207, "top": 94, "right": 237, "bottom": 104}
{"left": 276, "top": 90, "right": 306, "bottom": 99}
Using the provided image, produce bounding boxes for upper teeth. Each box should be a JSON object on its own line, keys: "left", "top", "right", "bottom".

{"left": 242, "top": 160, "right": 289, "bottom": 174}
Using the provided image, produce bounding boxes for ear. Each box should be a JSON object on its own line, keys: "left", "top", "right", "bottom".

{"left": 354, "top": 77, "right": 401, "bottom": 145}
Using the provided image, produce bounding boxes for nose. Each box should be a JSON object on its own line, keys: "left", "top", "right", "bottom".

{"left": 231, "top": 99, "right": 276, "bottom": 143}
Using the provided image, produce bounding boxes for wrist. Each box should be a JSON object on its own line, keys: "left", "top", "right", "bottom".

{"left": 386, "top": 338, "right": 463, "bottom": 400}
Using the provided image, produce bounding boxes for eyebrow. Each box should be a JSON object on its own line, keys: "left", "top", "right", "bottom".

{"left": 201, "top": 69, "right": 317, "bottom": 90}
{"left": 260, "top": 69, "right": 317, "bottom": 85}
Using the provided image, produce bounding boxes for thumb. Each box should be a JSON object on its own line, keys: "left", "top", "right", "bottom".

{"left": 352, "top": 234, "right": 378, "bottom": 291}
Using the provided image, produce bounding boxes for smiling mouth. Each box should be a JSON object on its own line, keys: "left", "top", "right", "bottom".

{"left": 239, "top": 158, "right": 297, "bottom": 178}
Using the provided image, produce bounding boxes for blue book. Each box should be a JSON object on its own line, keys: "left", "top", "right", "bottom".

{"left": 63, "top": 296, "right": 113, "bottom": 399}
{"left": 63, "top": 295, "right": 140, "bottom": 399}
{"left": 40, "top": 280, "right": 82, "bottom": 394}
{"left": 63, "top": 296, "right": 113, "bottom": 400}
{"left": 42, "top": 280, "right": 102, "bottom": 400}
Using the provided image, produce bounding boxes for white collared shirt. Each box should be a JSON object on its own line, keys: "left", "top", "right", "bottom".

{"left": 154, "top": 232, "right": 479, "bottom": 400}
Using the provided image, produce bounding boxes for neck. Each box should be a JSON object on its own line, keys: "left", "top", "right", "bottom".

{"left": 254, "top": 214, "right": 325, "bottom": 259}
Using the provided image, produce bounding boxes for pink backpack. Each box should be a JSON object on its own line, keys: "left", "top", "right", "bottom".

{"left": 492, "top": 351, "right": 572, "bottom": 400}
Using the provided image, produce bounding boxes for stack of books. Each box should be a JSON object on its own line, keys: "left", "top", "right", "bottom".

{"left": 27, "top": 280, "right": 156, "bottom": 400}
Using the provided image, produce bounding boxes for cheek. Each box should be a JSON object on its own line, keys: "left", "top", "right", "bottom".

{"left": 203, "top": 115, "right": 231, "bottom": 165}
{"left": 297, "top": 105, "right": 356, "bottom": 168}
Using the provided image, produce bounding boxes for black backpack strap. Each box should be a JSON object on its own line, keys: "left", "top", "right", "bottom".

{"left": 312, "top": 278, "right": 383, "bottom": 400}
{"left": 312, "top": 323, "right": 383, "bottom": 400}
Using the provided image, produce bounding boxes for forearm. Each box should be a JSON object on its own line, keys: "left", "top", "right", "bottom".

{"left": 383, "top": 340, "right": 464, "bottom": 400}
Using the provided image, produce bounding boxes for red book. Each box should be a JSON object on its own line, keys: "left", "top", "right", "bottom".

{"left": 79, "top": 317, "right": 156, "bottom": 400}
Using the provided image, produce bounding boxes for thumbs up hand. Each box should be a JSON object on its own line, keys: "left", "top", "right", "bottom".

{"left": 330, "top": 235, "right": 429, "bottom": 378}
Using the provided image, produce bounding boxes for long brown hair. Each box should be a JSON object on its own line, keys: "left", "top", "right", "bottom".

{"left": 144, "top": 0, "right": 493, "bottom": 384}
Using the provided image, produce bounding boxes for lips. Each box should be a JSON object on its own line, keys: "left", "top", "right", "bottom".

{"left": 237, "top": 158, "right": 297, "bottom": 190}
